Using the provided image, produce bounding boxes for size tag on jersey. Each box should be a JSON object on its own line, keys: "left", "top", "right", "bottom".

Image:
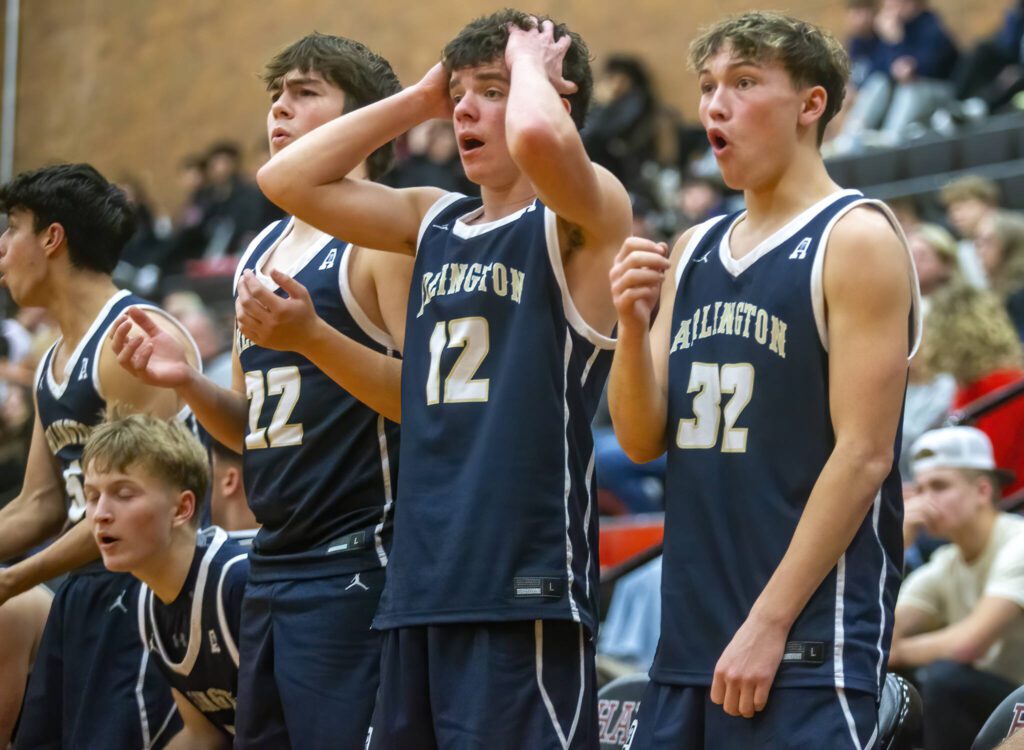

{"left": 513, "top": 577, "right": 564, "bottom": 599}
{"left": 326, "top": 531, "right": 369, "bottom": 555}
{"left": 782, "top": 641, "right": 826, "bottom": 665}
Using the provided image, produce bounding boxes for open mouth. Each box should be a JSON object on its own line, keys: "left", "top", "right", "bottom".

{"left": 707, "top": 130, "right": 729, "bottom": 152}
{"left": 461, "top": 136, "right": 484, "bottom": 152}
{"left": 98, "top": 533, "right": 119, "bottom": 547}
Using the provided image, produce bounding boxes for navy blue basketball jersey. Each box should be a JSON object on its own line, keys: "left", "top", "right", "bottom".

{"left": 138, "top": 527, "right": 249, "bottom": 738}
{"left": 34, "top": 290, "right": 198, "bottom": 526}
{"left": 654, "top": 190, "right": 920, "bottom": 696}
{"left": 234, "top": 220, "right": 400, "bottom": 579}
{"left": 374, "top": 195, "right": 614, "bottom": 634}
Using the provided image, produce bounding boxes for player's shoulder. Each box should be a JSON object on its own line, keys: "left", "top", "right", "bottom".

{"left": 829, "top": 200, "right": 903, "bottom": 252}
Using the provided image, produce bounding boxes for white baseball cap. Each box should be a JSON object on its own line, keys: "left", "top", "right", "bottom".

{"left": 911, "top": 426, "right": 1015, "bottom": 484}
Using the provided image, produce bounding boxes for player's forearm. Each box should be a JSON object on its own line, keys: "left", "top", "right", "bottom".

{"left": 506, "top": 57, "right": 578, "bottom": 165}
{"left": 0, "top": 490, "right": 66, "bottom": 563}
{"left": 258, "top": 85, "right": 433, "bottom": 211}
{"left": 299, "top": 318, "right": 402, "bottom": 423}
{"left": 1, "top": 520, "right": 98, "bottom": 599}
{"left": 175, "top": 371, "right": 247, "bottom": 453}
{"left": 166, "top": 727, "right": 230, "bottom": 750}
{"left": 608, "top": 325, "right": 667, "bottom": 463}
{"left": 749, "top": 442, "right": 893, "bottom": 630}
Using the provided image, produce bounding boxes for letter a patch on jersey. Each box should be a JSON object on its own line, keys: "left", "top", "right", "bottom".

{"left": 789, "top": 237, "right": 812, "bottom": 260}
{"left": 319, "top": 248, "right": 337, "bottom": 271}
{"left": 78, "top": 358, "right": 90, "bottom": 381}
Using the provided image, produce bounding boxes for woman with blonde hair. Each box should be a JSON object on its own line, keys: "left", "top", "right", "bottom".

{"left": 976, "top": 209, "right": 1024, "bottom": 336}
{"left": 907, "top": 221, "right": 960, "bottom": 298}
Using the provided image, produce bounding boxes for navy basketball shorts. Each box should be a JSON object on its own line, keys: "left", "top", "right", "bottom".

{"left": 14, "top": 567, "right": 180, "bottom": 750}
{"left": 367, "top": 619, "right": 598, "bottom": 750}
{"left": 623, "top": 681, "right": 880, "bottom": 750}
{"left": 233, "top": 567, "right": 385, "bottom": 749}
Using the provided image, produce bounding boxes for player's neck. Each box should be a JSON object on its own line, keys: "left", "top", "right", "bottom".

{"left": 952, "top": 507, "right": 998, "bottom": 564}
{"left": 48, "top": 271, "right": 120, "bottom": 349}
{"left": 476, "top": 179, "right": 537, "bottom": 224}
{"left": 740, "top": 151, "right": 838, "bottom": 236}
{"left": 137, "top": 529, "right": 199, "bottom": 604}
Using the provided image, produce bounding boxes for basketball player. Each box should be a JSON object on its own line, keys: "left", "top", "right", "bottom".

{"left": 83, "top": 414, "right": 249, "bottom": 749}
{"left": 0, "top": 584, "right": 51, "bottom": 747}
{"left": 112, "top": 34, "right": 410, "bottom": 748}
{"left": 0, "top": 163, "right": 198, "bottom": 748}
{"left": 608, "top": 12, "right": 919, "bottom": 748}
{"left": 255, "top": 11, "right": 631, "bottom": 748}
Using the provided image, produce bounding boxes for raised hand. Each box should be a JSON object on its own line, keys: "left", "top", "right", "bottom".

{"left": 236, "top": 268, "right": 320, "bottom": 354}
{"left": 415, "top": 62, "right": 456, "bottom": 121}
{"left": 110, "top": 308, "right": 194, "bottom": 388}
{"left": 610, "top": 237, "right": 670, "bottom": 334}
{"left": 505, "top": 19, "right": 579, "bottom": 96}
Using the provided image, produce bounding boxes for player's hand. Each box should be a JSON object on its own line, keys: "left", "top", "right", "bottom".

{"left": 505, "top": 19, "right": 578, "bottom": 96}
{"left": 415, "top": 62, "right": 455, "bottom": 121}
{"left": 710, "top": 613, "right": 788, "bottom": 718}
{"left": 236, "top": 269, "right": 319, "bottom": 354}
{"left": 610, "top": 237, "right": 670, "bottom": 334}
{"left": 110, "top": 308, "right": 193, "bottom": 389}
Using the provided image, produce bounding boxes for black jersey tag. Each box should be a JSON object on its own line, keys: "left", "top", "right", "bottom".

{"left": 782, "top": 641, "right": 826, "bottom": 665}
{"left": 325, "top": 530, "right": 369, "bottom": 555}
{"left": 513, "top": 576, "right": 565, "bottom": 599}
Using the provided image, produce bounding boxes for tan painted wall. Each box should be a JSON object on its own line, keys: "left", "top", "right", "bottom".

{"left": 12, "top": 0, "right": 1005, "bottom": 212}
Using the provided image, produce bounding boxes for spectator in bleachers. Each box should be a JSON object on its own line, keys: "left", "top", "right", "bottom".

{"left": 950, "top": 0, "right": 1024, "bottom": 116}
{"left": 385, "top": 121, "right": 475, "bottom": 195}
{"left": 922, "top": 283, "right": 1024, "bottom": 495}
{"left": 976, "top": 210, "right": 1024, "bottom": 338}
{"left": 840, "top": 0, "right": 958, "bottom": 145}
{"left": 582, "top": 54, "right": 658, "bottom": 195}
{"left": 846, "top": 0, "right": 885, "bottom": 91}
{"left": 941, "top": 175, "right": 1001, "bottom": 288}
{"left": 672, "top": 175, "right": 726, "bottom": 235}
{"left": 162, "top": 290, "right": 233, "bottom": 389}
{"left": 891, "top": 426, "right": 1024, "bottom": 750}
{"left": 113, "top": 175, "right": 168, "bottom": 295}
{"left": 909, "top": 222, "right": 960, "bottom": 297}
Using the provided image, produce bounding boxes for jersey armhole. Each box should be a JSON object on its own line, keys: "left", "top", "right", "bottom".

{"left": 216, "top": 553, "right": 248, "bottom": 668}
{"left": 674, "top": 215, "right": 730, "bottom": 287}
{"left": 137, "top": 584, "right": 151, "bottom": 650}
{"left": 338, "top": 245, "right": 398, "bottom": 352}
{"left": 415, "top": 193, "right": 466, "bottom": 255}
{"left": 810, "top": 200, "right": 922, "bottom": 356}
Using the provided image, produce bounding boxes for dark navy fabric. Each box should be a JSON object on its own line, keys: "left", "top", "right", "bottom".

{"left": 368, "top": 621, "right": 598, "bottom": 750}
{"left": 656, "top": 191, "right": 906, "bottom": 696}
{"left": 623, "top": 682, "right": 879, "bottom": 750}
{"left": 140, "top": 528, "right": 248, "bottom": 738}
{"left": 233, "top": 567, "right": 385, "bottom": 749}
{"left": 35, "top": 290, "right": 178, "bottom": 526}
{"left": 14, "top": 570, "right": 180, "bottom": 750}
{"left": 234, "top": 220, "right": 400, "bottom": 579}
{"left": 375, "top": 195, "right": 613, "bottom": 634}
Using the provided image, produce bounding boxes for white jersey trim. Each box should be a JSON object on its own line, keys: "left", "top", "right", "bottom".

{"left": 674, "top": 215, "right": 729, "bottom": 287}
{"left": 534, "top": 620, "right": 585, "bottom": 750}
{"left": 148, "top": 527, "right": 228, "bottom": 676}
{"left": 338, "top": 245, "right": 397, "bottom": 351}
{"left": 452, "top": 200, "right": 537, "bottom": 239}
{"left": 373, "top": 412, "right": 396, "bottom": 567}
{"left": 135, "top": 586, "right": 154, "bottom": 749}
{"left": 233, "top": 220, "right": 286, "bottom": 293}
{"left": 718, "top": 190, "right": 861, "bottom": 278}
{"left": 45, "top": 289, "right": 131, "bottom": 400}
{"left": 416, "top": 192, "right": 466, "bottom": 252}
{"left": 251, "top": 222, "right": 335, "bottom": 292}
{"left": 562, "top": 331, "right": 581, "bottom": 624}
{"left": 543, "top": 207, "right": 615, "bottom": 350}
{"left": 809, "top": 199, "right": 922, "bottom": 357}
{"left": 216, "top": 552, "right": 247, "bottom": 669}
{"left": 870, "top": 491, "right": 888, "bottom": 694}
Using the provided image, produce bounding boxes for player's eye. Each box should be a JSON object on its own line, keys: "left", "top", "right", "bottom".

{"left": 737, "top": 77, "right": 755, "bottom": 89}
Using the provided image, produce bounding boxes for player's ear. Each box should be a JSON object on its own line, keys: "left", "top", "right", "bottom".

{"left": 173, "top": 490, "right": 197, "bottom": 528}
{"left": 41, "top": 221, "right": 67, "bottom": 259}
{"left": 560, "top": 97, "right": 572, "bottom": 117}
{"left": 223, "top": 465, "right": 241, "bottom": 496}
{"left": 799, "top": 85, "right": 828, "bottom": 130}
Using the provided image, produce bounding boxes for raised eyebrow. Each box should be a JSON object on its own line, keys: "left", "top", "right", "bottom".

{"left": 698, "top": 59, "right": 764, "bottom": 77}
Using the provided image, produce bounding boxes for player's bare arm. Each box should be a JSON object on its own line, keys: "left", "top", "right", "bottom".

{"left": 257, "top": 65, "right": 451, "bottom": 254}
{"left": 111, "top": 307, "right": 247, "bottom": 452}
{"left": 710, "top": 207, "right": 914, "bottom": 719}
{"left": 0, "top": 585, "right": 51, "bottom": 747}
{"left": 166, "top": 689, "right": 231, "bottom": 750}
{"left": 504, "top": 20, "right": 632, "bottom": 333}
{"left": 890, "top": 597, "right": 1023, "bottom": 668}
{"left": 607, "top": 234, "right": 678, "bottom": 462}
{"left": 236, "top": 266, "right": 405, "bottom": 422}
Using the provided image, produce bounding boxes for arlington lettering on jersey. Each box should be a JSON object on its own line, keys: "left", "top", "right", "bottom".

{"left": 418, "top": 262, "right": 526, "bottom": 317}
{"left": 671, "top": 301, "right": 788, "bottom": 359}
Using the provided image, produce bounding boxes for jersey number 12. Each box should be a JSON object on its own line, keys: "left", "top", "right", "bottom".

{"left": 426, "top": 317, "right": 490, "bottom": 404}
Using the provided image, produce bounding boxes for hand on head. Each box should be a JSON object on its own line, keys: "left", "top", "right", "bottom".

{"left": 504, "top": 18, "right": 579, "bottom": 96}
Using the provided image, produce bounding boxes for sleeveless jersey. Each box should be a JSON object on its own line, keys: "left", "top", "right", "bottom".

{"left": 138, "top": 527, "right": 249, "bottom": 738}
{"left": 234, "top": 219, "right": 400, "bottom": 580}
{"left": 374, "top": 195, "right": 614, "bottom": 634}
{"left": 654, "top": 190, "right": 921, "bottom": 696}
{"left": 35, "top": 289, "right": 198, "bottom": 527}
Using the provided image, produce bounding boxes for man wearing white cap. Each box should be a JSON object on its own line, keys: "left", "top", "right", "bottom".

{"left": 891, "top": 425, "right": 1024, "bottom": 750}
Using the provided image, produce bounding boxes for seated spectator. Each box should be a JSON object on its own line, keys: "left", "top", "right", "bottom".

{"left": 162, "top": 291, "right": 233, "bottom": 388}
{"left": 909, "top": 222, "right": 961, "bottom": 298}
{"left": 847, "top": 0, "right": 885, "bottom": 91}
{"left": 892, "top": 426, "right": 1024, "bottom": 750}
{"left": 941, "top": 175, "right": 1002, "bottom": 289}
{"left": 976, "top": 210, "right": 1024, "bottom": 337}
{"left": 951, "top": 0, "right": 1024, "bottom": 115}
{"left": 113, "top": 175, "right": 169, "bottom": 296}
{"left": 922, "top": 283, "right": 1024, "bottom": 495}
{"left": 841, "top": 0, "right": 958, "bottom": 143}
{"left": 386, "top": 121, "right": 474, "bottom": 194}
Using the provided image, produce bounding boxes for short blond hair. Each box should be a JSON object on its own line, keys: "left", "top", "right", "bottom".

{"left": 688, "top": 12, "right": 849, "bottom": 144}
{"left": 82, "top": 414, "right": 209, "bottom": 526}
{"left": 939, "top": 175, "right": 1000, "bottom": 207}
